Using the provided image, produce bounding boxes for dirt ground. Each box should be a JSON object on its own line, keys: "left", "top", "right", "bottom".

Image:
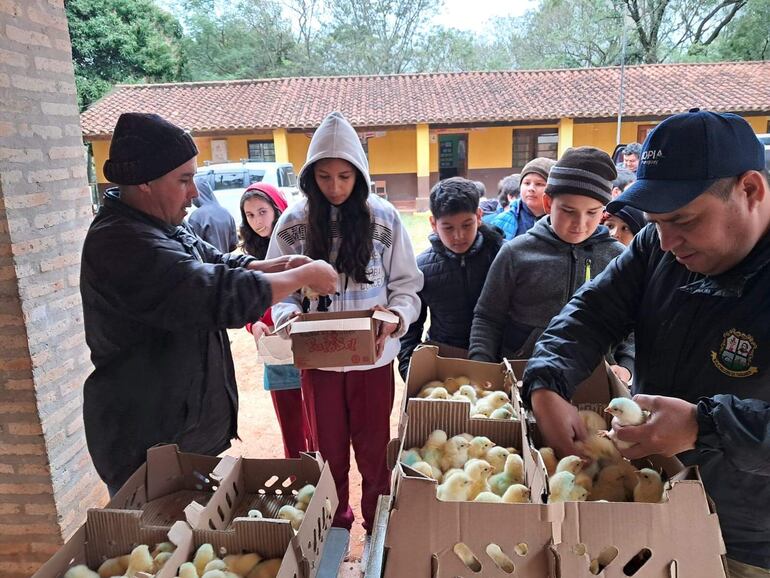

{"left": 223, "top": 327, "right": 406, "bottom": 576}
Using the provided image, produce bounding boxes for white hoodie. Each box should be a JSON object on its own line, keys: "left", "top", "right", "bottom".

{"left": 266, "top": 111, "right": 424, "bottom": 372}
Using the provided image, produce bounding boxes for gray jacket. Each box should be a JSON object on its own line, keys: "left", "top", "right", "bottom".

{"left": 469, "top": 216, "right": 633, "bottom": 367}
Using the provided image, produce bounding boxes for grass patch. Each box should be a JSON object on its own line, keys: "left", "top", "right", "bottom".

{"left": 400, "top": 211, "right": 433, "bottom": 254}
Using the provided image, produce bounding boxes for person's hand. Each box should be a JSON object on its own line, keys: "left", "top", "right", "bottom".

{"left": 530, "top": 389, "right": 589, "bottom": 459}
{"left": 283, "top": 255, "right": 312, "bottom": 270}
{"left": 304, "top": 260, "right": 338, "bottom": 295}
{"left": 611, "top": 394, "right": 698, "bottom": 459}
{"left": 250, "top": 321, "right": 270, "bottom": 343}
{"left": 610, "top": 364, "right": 632, "bottom": 383}
{"left": 372, "top": 304, "right": 400, "bottom": 360}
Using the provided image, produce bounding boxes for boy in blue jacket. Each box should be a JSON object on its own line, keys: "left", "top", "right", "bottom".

{"left": 398, "top": 177, "right": 503, "bottom": 379}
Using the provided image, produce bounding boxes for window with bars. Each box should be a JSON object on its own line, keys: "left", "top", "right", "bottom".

{"left": 512, "top": 128, "right": 559, "bottom": 169}
{"left": 247, "top": 140, "right": 276, "bottom": 162}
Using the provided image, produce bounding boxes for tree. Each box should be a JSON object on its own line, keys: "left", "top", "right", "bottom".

{"left": 707, "top": 0, "right": 770, "bottom": 61}
{"left": 65, "top": 0, "right": 187, "bottom": 110}
{"left": 320, "top": 0, "right": 443, "bottom": 74}
{"left": 178, "top": 0, "right": 299, "bottom": 80}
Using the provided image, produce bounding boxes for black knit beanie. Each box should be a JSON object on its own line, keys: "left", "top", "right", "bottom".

{"left": 103, "top": 113, "right": 198, "bottom": 185}
{"left": 520, "top": 157, "right": 556, "bottom": 183}
{"left": 607, "top": 205, "right": 646, "bottom": 234}
{"left": 546, "top": 146, "right": 617, "bottom": 203}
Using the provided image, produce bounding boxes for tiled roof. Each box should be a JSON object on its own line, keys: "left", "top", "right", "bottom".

{"left": 80, "top": 61, "right": 770, "bottom": 138}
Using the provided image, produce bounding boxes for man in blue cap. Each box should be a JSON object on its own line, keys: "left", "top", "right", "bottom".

{"left": 521, "top": 109, "right": 770, "bottom": 576}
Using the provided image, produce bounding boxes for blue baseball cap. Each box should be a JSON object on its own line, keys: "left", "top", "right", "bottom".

{"left": 607, "top": 109, "right": 765, "bottom": 215}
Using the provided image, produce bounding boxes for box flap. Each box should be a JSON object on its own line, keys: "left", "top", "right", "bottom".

{"left": 291, "top": 316, "right": 372, "bottom": 334}
{"left": 372, "top": 310, "right": 399, "bottom": 324}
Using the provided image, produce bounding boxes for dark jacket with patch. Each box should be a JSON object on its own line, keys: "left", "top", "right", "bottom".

{"left": 398, "top": 224, "right": 504, "bottom": 379}
{"left": 469, "top": 217, "right": 634, "bottom": 369}
{"left": 523, "top": 224, "right": 770, "bottom": 569}
{"left": 80, "top": 190, "right": 272, "bottom": 489}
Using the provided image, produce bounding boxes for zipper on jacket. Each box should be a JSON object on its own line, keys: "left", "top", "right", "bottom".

{"left": 460, "top": 255, "right": 471, "bottom": 308}
{"left": 568, "top": 248, "right": 578, "bottom": 296}
{"left": 584, "top": 258, "right": 592, "bottom": 283}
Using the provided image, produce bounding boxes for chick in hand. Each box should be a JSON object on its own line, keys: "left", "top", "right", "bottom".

{"left": 603, "top": 397, "right": 649, "bottom": 450}
{"left": 488, "top": 453, "right": 524, "bottom": 496}
{"left": 440, "top": 435, "right": 470, "bottom": 471}
{"left": 436, "top": 472, "right": 473, "bottom": 501}
{"left": 633, "top": 468, "right": 664, "bottom": 503}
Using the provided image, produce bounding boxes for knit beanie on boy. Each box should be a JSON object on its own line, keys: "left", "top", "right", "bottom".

{"left": 520, "top": 157, "right": 556, "bottom": 182}
{"left": 545, "top": 146, "right": 617, "bottom": 204}
{"left": 103, "top": 112, "right": 198, "bottom": 185}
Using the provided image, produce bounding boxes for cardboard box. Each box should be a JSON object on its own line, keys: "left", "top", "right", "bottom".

{"left": 521, "top": 362, "right": 728, "bottom": 578}
{"left": 184, "top": 452, "right": 339, "bottom": 578}
{"left": 100, "top": 444, "right": 233, "bottom": 535}
{"left": 277, "top": 309, "right": 399, "bottom": 369}
{"left": 31, "top": 519, "right": 193, "bottom": 578}
{"left": 382, "top": 388, "right": 554, "bottom": 578}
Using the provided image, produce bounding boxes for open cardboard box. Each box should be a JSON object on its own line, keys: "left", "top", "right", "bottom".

{"left": 183, "top": 452, "right": 338, "bottom": 578}
{"left": 520, "top": 362, "right": 728, "bottom": 578}
{"left": 31, "top": 519, "right": 193, "bottom": 578}
{"left": 382, "top": 388, "right": 554, "bottom": 578}
{"left": 274, "top": 309, "right": 399, "bottom": 369}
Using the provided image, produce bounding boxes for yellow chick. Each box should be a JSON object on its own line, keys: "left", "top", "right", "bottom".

{"left": 418, "top": 380, "right": 446, "bottom": 398}
{"left": 489, "top": 406, "right": 513, "bottom": 420}
{"left": 203, "top": 560, "right": 227, "bottom": 573}
{"left": 426, "top": 386, "right": 450, "bottom": 400}
{"left": 548, "top": 471, "right": 577, "bottom": 503}
{"left": 488, "top": 453, "right": 524, "bottom": 496}
{"left": 475, "top": 391, "right": 510, "bottom": 416}
{"left": 153, "top": 551, "right": 174, "bottom": 573}
{"left": 411, "top": 460, "right": 442, "bottom": 481}
{"left": 247, "top": 509, "right": 263, "bottom": 518}
{"left": 501, "top": 484, "right": 531, "bottom": 503}
{"left": 454, "top": 375, "right": 472, "bottom": 386}
{"left": 579, "top": 409, "right": 607, "bottom": 433}
{"left": 436, "top": 472, "right": 472, "bottom": 501}
{"left": 400, "top": 448, "right": 422, "bottom": 467}
{"left": 125, "top": 544, "right": 154, "bottom": 577}
{"left": 194, "top": 544, "right": 216, "bottom": 577}
{"left": 452, "top": 385, "right": 478, "bottom": 405}
{"left": 464, "top": 459, "right": 494, "bottom": 500}
{"left": 468, "top": 436, "right": 495, "bottom": 459}
{"left": 178, "top": 562, "right": 199, "bottom": 578}
{"left": 486, "top": 544, "right": 515, "bottom": 573}
{"left": 201, "top": 570, "right": 227, "bottom": 578}
{"left": 604, "top": 397, "right": 649, "bottom": 450}
{"left": 470, "top": 412, "right": 490, "bottom": 419}
{"left": 151, "top": 542, "right": 175, "bottom": 557}
{"left": 443, "top": 377, "right": 462, "bottom": 394}
{"left": 616, "top": 458, "right": 640, "bottom": 499}
{"left": 575, "top": 471, "right": 594, "bottom": 493}
{"left": 539, "top": 447, "right": 558, "bottom": 477}
{"left": 442, "top": 467, "right": 463, "bottom": 481}
{"left": 295, "top": 483, "right": 315, "bottom": 508}
{"left": 578, "top": 432, "right": 622, "bottom": 466}
{"left": 439, "top": 435, "right": 470, "bottom": 472}
{"left": 97, "top": 557, "right": 127, "bottom": 578}
{"left": 590, "top": 465, "right": 627, "bottom": 502}
{"left": 421, "top": 429, "right": 448, "bottom": 469}
{"left": 568, "top": 484, "right": 589, "bottom": 502}
{"left": 556, "top": 455, "right": 585, "bottom": 476}
{"left": 246, "top": 558, "right": 282, "bottom": 578}
{"left": 277, "top": 504, "right": 305, "bottom": 531}
{"left": 474, "top": 491, "right": 503, "bottom": 503}
{"left": 224, "top": 553, "right": 263, "bottom": 576}
{"left": 484, "top": 446, "right": 510, "bottom": 474}
{"left": 633, "top": 468, "right": 664, "bottom": 503}
{"left": 64, "top": 565, "right": 99, "bottom": 578}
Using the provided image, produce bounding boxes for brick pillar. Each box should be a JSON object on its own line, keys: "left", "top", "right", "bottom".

{"left": 0, "top": 2, "right": 107, "bottom": 577}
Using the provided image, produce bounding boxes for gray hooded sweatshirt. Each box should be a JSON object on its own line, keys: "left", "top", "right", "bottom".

{"left": 188, "top": 174, "right": 237, "bottom": 253}
{"left": 266, "top": 111, "right": 423, "bottom": 371}
{"left": 469, "top": 216, "right": 634, "bottom": 367}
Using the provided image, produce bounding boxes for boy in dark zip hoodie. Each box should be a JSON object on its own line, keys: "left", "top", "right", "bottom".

{"left": 398, "top": 177, "right": 504, "bottom": 379}
{"left": 469, "top": 147, "right": 634, "bottom": 381}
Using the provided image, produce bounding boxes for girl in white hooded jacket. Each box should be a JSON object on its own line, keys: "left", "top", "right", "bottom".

{"left": 267, "top": 112, "right": 423, "bottom": 538}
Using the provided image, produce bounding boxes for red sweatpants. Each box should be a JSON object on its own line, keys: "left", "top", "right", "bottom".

{"left": 270, "top": 388, "right": 313, "bottom": 459}
{"left": 301, "top": 363, "right": 395, "bottom": 533}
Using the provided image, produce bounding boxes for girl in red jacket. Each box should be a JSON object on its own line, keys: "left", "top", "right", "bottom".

{"left": 240, "top": 183, "right": 312, "bottom": 458}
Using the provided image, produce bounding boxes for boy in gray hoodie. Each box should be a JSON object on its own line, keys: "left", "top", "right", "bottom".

{"left": 469, "top": 147, "right": 634, "bottom": 381}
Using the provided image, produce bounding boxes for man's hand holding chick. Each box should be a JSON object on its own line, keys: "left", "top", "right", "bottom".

{"left": 611, "top": 394, "right": 698, "bottom": 459}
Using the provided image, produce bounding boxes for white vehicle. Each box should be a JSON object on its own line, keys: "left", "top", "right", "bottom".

{"left": 194, "top": 161, "right": 301, "bottom": 224}
{"left": 760, "top": 134, "right": 770, "bottom": 170}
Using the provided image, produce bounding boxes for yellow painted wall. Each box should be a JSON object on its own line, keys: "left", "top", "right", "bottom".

{"left": 573, "top": 120, "right": 660, "bottom": 155}
{"left": 368, "top": 129, "right": 417, "bottom": 174}
{"left": 745, "top": 115, "right": 769, "bottom": 134}
{"left": 430, "top": 140, "right": 438, "bottom": 172}
{"left": 92, "top": 140, "right": 110, "bottom": 183}
{"left": 287, "top": 132, "right": 311, "bottom": 173}
{"left": 468, "top": 127, "right": 513, "bottom": 169}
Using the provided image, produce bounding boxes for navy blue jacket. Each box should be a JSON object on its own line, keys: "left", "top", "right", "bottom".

{"left": 523, "top": 224, "right": 770, "bottom": 569}
{"left": 187, "top": 174, "right": 237, "bottom": 253}
{"left": 398, "top": 224, "right": 503, "bottom": 379}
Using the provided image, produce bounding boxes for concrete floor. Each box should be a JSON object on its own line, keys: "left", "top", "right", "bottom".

{"left": 224, "top": 328, "right": 406, "bottom": 577}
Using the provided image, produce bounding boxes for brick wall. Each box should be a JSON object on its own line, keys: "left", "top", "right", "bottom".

{"left": 0, "top": 2, "right": 107, "bottom": 576}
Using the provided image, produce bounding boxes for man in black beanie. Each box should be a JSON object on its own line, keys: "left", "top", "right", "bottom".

{"left": 80, "top": 112, "right": 337, "bottom": 494}
{"left": 470, "top": 146, "right": 634, "bottom": 383}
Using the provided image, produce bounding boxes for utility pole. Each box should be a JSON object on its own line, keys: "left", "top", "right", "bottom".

{"left": 616, "top": 4, "right": 627, "bottom": 146}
